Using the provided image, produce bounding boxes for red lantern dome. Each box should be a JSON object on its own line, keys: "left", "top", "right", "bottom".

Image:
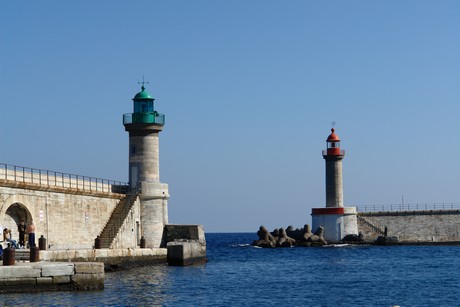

{"left": 324, "top": 128, "right": 344, "bottom": 156}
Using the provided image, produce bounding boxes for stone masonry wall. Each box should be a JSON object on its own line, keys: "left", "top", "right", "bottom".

{"left": 0, "top": 262, "right": 104, "bottom": 292}
{"left": 0, "top": 186, "right": 141, "bottom": 249}
{"left": 358, "top": 210, "right": 460, "bottom": 242}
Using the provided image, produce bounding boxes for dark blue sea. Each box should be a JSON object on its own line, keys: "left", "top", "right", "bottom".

{"left": 2, "top": 233, "right": 459, "bottom": 306}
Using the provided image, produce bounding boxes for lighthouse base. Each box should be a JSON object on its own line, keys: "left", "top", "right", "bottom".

{"left": 139, "top": 181, "right": 169, "bottom": 248}
{"left": 311, "top": 207, "right": 358, "bottom": 243}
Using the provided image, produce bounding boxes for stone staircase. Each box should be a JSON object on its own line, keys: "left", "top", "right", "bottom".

{"left": 98, "top": 192, "right": 138, "bottom": 248}
{"left": 357, "top": 215, "right": 386, "bottom": 242}
{"left": 0, "top": 248, "right": 32, "bottom": 262}
{"left": 14, "top": 249, "right": 30, "bottom": 261}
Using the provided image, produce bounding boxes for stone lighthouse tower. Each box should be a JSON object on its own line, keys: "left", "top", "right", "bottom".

{"left": 324, "top": 128, "right": 344, "bottom": 208}
{"left": 123, "top": 84, "right": 169, "bottom": 248}
{"left": 311, "top": 128, "right": 358, "bottom": 242}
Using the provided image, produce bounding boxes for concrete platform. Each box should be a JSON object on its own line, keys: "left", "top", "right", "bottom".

{"left": 40, "top": 248, "right": 167, "bottom": 268}
{"left": 0, "top": 261, "right": 104, "bottom": 293}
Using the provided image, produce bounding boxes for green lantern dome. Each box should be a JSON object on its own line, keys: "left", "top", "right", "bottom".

{"left": 133, "top": 85, "right": 154, "bottom": 100}
{"left": 123, "top": 83, "right": 165, "bottom": 126}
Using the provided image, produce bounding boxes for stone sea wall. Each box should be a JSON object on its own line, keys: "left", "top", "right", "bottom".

{"left": 0, "top": 186, "right": 141, "bottom": 250}
{"left": 358, "top": 210, "right": 460, "bottom": 242}
{"left": 40, "top": 248, "right": 167, "bottom": 268}
{"left": 0, "top": 262, "right": 104, "bottom": 293}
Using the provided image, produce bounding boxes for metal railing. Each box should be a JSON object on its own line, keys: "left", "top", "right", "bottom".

{"left": 0, "top": 163, "right": 128, "bottom": 194}
{"left": 123, "top": 112, "right": 165, "bottom": 125}
{"left": 357, "top": 203, "right": 460, "bottom": 212}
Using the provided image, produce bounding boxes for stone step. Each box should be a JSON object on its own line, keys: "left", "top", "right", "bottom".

{"left": 1, "top": 249, "right": 31, "bottom": 261}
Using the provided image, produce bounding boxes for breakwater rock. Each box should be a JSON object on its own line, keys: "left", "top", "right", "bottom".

{"left": 252, "top": 225, "right": 328, "bottom": 248}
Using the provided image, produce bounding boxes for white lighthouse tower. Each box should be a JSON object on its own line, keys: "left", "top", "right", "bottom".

{"left": 123, "top": 84, "right": 169, "bottom": 248}
{"left": 311, "top": 128, "right": 358, "bottom": 242}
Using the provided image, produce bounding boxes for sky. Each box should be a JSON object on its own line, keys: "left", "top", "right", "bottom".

{"left": 1, "top": 1, "right": 460, "bottom": 232}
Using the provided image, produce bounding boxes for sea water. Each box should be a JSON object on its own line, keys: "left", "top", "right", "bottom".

{"left": 2, "top": 233, "right": 459, "bottom": 306}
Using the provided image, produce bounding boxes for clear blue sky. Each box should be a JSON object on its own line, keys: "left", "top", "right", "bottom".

{"left": 1, "top": 1, "right": 460, "bottom": 232}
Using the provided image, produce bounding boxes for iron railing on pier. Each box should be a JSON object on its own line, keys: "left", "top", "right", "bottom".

{"left": 357, "top": 203, "right": 460, "bottom": 213}
{"left": 0, "top": 163, "right": 128, "bottom": 194}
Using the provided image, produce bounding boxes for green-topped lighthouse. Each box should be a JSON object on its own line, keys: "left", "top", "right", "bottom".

{"left": 123, "top": 84, "right": 169, "bottom": 248}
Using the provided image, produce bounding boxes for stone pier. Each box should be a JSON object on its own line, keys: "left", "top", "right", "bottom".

{"left": 0, "top": 262, "right": 104, "bottom": 293}
{"left": 40, "top": 248, "right": 167, "bottom": 268}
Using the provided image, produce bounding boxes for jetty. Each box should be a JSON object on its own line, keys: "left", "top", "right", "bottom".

{"left": 0, "top": 260, "right": 104, "bottom": 293}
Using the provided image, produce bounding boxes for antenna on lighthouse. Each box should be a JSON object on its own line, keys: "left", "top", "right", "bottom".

{"left": 331, "top": 121, "right": 336, "bottom": 128}
{"left": 138, "top": 75, "right": 149, "bottom": 89}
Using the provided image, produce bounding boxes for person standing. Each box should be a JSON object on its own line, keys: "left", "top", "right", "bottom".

{"left": 18, "top": 220, "right": 27, "bottom": 248}
{"left": 27, "top": 221, "right": 36, "bottom": 248}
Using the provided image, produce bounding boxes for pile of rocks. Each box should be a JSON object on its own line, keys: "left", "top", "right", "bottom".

{"left": 251, "top": 224, "right": 328, "bottom": 248}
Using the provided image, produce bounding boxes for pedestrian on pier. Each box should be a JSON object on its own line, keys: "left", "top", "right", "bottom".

{"left": 18, "top": 220, "right": 27, "bottom": 248}
{"left": 27, "top": 221, "right": 36, "bottom": 248}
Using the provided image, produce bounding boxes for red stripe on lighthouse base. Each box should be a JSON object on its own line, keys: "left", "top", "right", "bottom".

{"left": 311, "top": 207, "right": 345, "bottom": 215}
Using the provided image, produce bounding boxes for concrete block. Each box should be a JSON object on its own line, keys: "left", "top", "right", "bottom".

{"left": 106, "top": 249, "right": 114, "bottom": 258}
{"left": 40, "top": 251, "right": 51, "bottom": 261}
{"left": 122, "top": 248, "right": 133, "bottom": 257}
{"left": 71, "top": 273, "right": 104, "bottom": 290}
{"left": 142, "top": 248, "right": 152, "bottom": 256}
{"left": 111, "top": 248, "right": 123, "bottom": 258}
{"left": 20, "top": 277, "right": 37, "bottom": 285}
{"left": 37, "top": 277, "right": 53, "bottom": 284}
{"left": 74, "top": 262, "right": 104, "bottom": 274}
{"left": 75, "top": 249, "right": 89, "bottom": 260}
{"left": 157, "top": 248, "right": 168, "bottom": 257}
{"left": 53, "top": 275, "right": 71, "bottom": 284}
{"left": 167, "top": 241, "right": 206, "bottom": 266}
{"left": 0, "top": 266, "right": 41, "bottom": 278}
{"left": 0, "top": 277, "right": 36, "bottom": 285}
{"left": 87, "top": 249, "right": 97, "bottom": 260}
{"left": 3, "top": 278, "right": 23, "bottom": 285}
{"left": 133, "top": 248, "right": 143, "bottom": 257}
{"left": 56, "top": 251, "right": 73, "bottom": 261}
{"left": 95, "top": 249, "right": 108, "bottom": 259}
{"left": 165, "top": 225, "right": 206, "bottom": 246}
{"left": 41, "top": 264, "right": 75, "bottom": 277}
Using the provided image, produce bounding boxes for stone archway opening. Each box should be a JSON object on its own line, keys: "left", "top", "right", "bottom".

{"left": 3, "top": 203, "right": 32, "bottom": 236}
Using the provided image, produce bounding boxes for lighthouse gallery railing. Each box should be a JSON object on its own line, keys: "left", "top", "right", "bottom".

{"left": 123, "top": 112, "right": 165, "bottom": 125}
{"left": 0, "top": 163, "right": 128, "bottom": 194}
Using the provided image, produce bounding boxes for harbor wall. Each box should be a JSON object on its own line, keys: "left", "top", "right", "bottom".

{"left": 39, "top": 248, "right": 167, "bottom": 268}
{"left": 358, "top": 210, "right": 460, "bottom": 242}
{"left": 0, "top": 185, "right": 141, "bottom": 250}
{"left": 0, "top": 262, "right": 104, "bottom": 293}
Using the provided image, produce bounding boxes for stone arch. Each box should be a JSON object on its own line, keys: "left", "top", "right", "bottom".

{"left": 1, "top": 193, "right": 34, "bottom": 236}
{"left": 3, "top": 203, "right": 32, "bottom": 234}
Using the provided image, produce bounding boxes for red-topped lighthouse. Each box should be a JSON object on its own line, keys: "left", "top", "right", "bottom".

{"left": 324, "top": 128, "right": 345, "bottom": 208}
{"left": 311, "top": 128, "right": 358, "bottom": 242}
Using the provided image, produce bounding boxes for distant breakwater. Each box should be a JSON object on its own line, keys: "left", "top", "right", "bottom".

{"left": 251, "top": 224, "right": 348, "bottom": 248}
